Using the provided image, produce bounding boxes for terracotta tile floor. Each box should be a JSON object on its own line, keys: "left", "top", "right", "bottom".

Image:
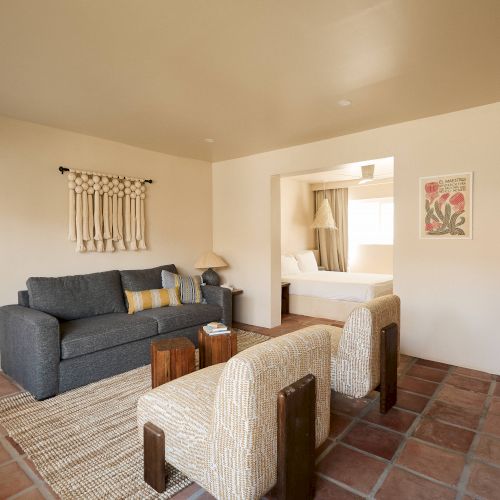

{"left": 0, "top": 313, "right": 498, "bottom": 499}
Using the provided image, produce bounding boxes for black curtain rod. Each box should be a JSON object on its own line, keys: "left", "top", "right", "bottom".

{"left": 58, "top": 166, "right": 153, "bottom": 184}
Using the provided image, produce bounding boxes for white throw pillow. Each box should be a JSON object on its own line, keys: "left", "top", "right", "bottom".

{"left": 281, "top": 255, "right": 301, "bottom": 275}
{"left": 295, "top": 251, "right": 319, "bottom": 273}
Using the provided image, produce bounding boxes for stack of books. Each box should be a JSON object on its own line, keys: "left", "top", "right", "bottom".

{"left": 203, "top": 322, "right": 230, "bottom": 335}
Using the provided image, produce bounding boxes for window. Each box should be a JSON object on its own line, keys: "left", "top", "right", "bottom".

{"left": 348, "top": 197, "right": 394, "bottom": 246}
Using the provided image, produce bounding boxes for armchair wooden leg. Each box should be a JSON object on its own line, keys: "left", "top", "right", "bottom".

{"left": 380, "top": 323, "right": 399, "bottom": 414}
{"left": 277, "top": 374, "right": 316, "bottom": 500}
{"left": 144, "top": 422, "right": 167, "bottom": 492}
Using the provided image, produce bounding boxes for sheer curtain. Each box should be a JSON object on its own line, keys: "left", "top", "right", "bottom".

{"left": 314, "top": 188, "right": 348, "bottom": 272}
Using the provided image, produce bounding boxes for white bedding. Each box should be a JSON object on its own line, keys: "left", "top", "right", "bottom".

{"left": 282, "top": 271, "right": 393, "bottom": 302}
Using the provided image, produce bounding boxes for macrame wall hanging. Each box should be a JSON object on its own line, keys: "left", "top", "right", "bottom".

{"left": 61, "top": 167, "right": 151, "bottom": 253}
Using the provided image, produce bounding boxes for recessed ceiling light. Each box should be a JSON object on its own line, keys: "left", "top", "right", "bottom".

{"left": 204, "top": 138, "right": 215, "bottom": 143}
{"left": 337, "top": 99, "right": 352, "bottom": 107}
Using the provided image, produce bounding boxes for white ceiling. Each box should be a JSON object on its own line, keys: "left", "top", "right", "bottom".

{"left": 0, "top": 1, "right": 499, "bottom": 162}
{"left": 289, "top": 157, "right": 394, "bottom": 184}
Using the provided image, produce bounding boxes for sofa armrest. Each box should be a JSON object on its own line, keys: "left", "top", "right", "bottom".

{"left": 0, "top": 305, "right": 60, "bottom": 400}
{"left": 18, "top": 290, "right": 29, "bottom": 307}
{"left": 202, "top": 285, "right": 232, "bottom": 326}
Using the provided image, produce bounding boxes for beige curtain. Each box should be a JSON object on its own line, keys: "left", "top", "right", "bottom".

{"left": 314, "top": 188, "right": 348, "bottom": 271}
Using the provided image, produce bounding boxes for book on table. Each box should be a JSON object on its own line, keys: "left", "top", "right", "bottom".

{"left": 203, "top": 322, "right": 230, "bottom": 335}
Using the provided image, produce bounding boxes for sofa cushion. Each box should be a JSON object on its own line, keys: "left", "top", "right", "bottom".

{"left": 27, "top": 271, "right": 126, "bottom": 321}
{"left": 161, "top": 271, "right": 203, "bottom": 304}
{"left": 136, "top": 303, "right": 221, "bottom": 334}
{"left": 60, "top": 312, "right": 158, "bottom": 360}
{"left": 120, "top": 264, "right": 178, "bottom": 292}
{"left": 125, "top": 288, "right": 181, "bottom": 314}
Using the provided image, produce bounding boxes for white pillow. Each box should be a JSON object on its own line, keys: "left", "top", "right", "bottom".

{"left": 295, "top": 251, "right": 319, "bottom": 273}
{"left": 281, "top": 255, "right": 301, "bottom": 275}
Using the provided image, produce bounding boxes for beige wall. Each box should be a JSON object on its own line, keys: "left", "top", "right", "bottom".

{"left": 280, "top": 178, "right": 315, "bottom": 255}
{"left": 349, "top": 245, "right": 393, "bottom": 274}
{"left": 347, "top": 182, "right": 393, "bottom": 200}
{"left": 213, "top": 102, "right": 500, "bottom": 374}
{"left": 348, "top": 182, "right": 394, "bottom": 274}
{"left": 0, "top": 116, "right": 212, "bottom": 306}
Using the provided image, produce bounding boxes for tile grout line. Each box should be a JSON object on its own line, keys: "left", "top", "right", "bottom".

{"left": 367, "top": 356, "right": 422, "bottom": 499}
{"left": 1, "top": 361, "right": 495, "bottom": 500}
{"left": 315, "top": 383, "right": 383, "bottom": 498}
{"left": 0, "top": 434, "right": 57, "bottom": 500}
{"left": 313, "top": 359, "right": 496, "bottom": 499}
{"left": 369, "top": 358, "right": 469, "bottom": 498}
{"left": 315, "top": 396, "right": 377, "bottom": 465}
{"left": 316, "top": 470, "right": 370, "bottom": 498}
{"left": 330, "top": 419, "right": 496, "bottom": 476}
{"left": 188, "top": 487, "right": 210, "bottom": 500}
{"left": 17, "top": 458, "right": 58, "bottom": 500}
{"left": 7, "top": 485, "right": 40, "bottom": 500}
{"left": 395, "top": 462, "right": 469, "bottom": 491}
{"left": 455, "top": 375, "right": 497, "bottom": 500}
{"left": 315, "top": 359, "right": 416, "bottom": 498}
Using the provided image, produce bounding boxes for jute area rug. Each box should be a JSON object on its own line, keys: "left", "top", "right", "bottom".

{"left": 0, "top": 329, "right": 268, "bottom": 500}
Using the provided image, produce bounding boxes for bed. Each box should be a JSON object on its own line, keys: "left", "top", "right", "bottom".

{"left": 281, "top": 251, "right": 393, "bottom": 321}
{"left": 282, "top": 271, "right": 393, "bottom": 321}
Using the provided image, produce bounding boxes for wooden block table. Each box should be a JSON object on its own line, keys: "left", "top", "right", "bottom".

{"left": 150, "top": 337, "right": 195, "bottom": 388}
{"left": 198, "top": 328, "right": 237, "bottom": 369}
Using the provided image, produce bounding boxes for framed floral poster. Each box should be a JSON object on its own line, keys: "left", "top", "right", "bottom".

{"left": 420, "top": 172, "right": 473, "bottom": 239}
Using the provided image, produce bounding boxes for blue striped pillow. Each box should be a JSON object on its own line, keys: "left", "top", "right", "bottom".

{"left": 161, "top": 271, "right": 203, "bottom": 304}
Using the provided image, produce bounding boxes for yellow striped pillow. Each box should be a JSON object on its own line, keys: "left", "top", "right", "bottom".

{"left": 125, "top": 288, "right": 181, "bottom": 314}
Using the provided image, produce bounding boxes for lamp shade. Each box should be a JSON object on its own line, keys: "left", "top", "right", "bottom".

{"left": 311, "top": 198, "right": 337, "bottom": 230}
{"left": 194, "top": 251, "right": 228, "bottom": 269}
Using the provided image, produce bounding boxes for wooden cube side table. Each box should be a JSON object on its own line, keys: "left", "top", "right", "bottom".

{"left": 151, "top": 337, "right": 195, "bottom": 388}
{"left": 198, "top": 328, "right": 237, "bottom": 369}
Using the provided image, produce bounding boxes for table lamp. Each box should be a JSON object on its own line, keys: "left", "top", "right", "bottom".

{"left": 194, "top": 251, "right": 228, "bottom": 286}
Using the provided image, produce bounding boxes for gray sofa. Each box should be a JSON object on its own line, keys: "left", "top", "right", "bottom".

{"left": 0, "top": 264, "right": 231, "bottom": 400}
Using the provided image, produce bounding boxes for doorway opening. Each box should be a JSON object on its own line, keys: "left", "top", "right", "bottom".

{"left": 278, "top": 157, "right": 394, "bottom": 323}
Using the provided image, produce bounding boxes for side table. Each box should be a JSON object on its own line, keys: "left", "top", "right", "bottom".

{"left": 231, "top": 288, "right": 243, "bottom": 326}
{"left": 281, "top": 282, "right": 290, "bottom": 315}
{"left": 150, "top": 337, "right": 195, "bottom": 388}
{"left": 198, "top": 327, "right": 237, "bottom": 368}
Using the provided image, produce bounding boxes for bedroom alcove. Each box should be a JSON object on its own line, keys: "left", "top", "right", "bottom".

{"left": 275, "top": 157, "right": 395, "bottom": 325}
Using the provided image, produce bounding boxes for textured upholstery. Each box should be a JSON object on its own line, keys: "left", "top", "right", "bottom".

{"left": 18, "top": 290, "right": 30, "bottom": 307}
{"left": 59, "top": 336, "right": 153, "bottom": 392}
{"left": 3, "top": 264, "right": 232, "bottom": 400}
{"left": 330, "top": 294, "right": 400, "bottom": 398}
{"left": 119, "top": 264, "right": 177, "bottom": 293}
{"left": 0, "top": 305, "right": 60, "bottom": 400}
{"left": 201, "top": 285, "right": 232, "bottom": 326}
{"left": 137, "top": 326, "right": 331, "bottom": 500}
{"left": 27, "top": 271, "right": 126, "bottom": 320}
{"left": 161, "top": 271, "right": 203, "bottom": 304}
{"left": 125, "top": 288, "right": 181, "bottom": 314}
{"left": 135, "top": 304, "right": 221, "bottom": 334}
{"left": 60, "top": 313, "right": 158, "bottom": 359}
{"left": 330, "top": 326, "right": 343, "bottom": 355}
{"left": 137, "top": 364, "right": 225, "bottom": 482}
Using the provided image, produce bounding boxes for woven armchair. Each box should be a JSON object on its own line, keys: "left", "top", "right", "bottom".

{"left": 137, "top": 326, "right": 331, "bottom": 500}
{"left": 328, "top": 294, "right": 400, "bottom": 413}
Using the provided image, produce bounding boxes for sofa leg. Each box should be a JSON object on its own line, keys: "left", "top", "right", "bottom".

{"left": 277, "top": 374, "right": 316, "bottom": 500}
{"left": 144, "top": 422, "right": 167, "bottom": 492}
{"left": 380, "top": 323, "right": 399, "bottom": 414}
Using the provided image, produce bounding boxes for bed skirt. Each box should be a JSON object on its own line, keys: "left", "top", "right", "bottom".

{"left": 289, "top": 294, "right": 361, "bottom": 322}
